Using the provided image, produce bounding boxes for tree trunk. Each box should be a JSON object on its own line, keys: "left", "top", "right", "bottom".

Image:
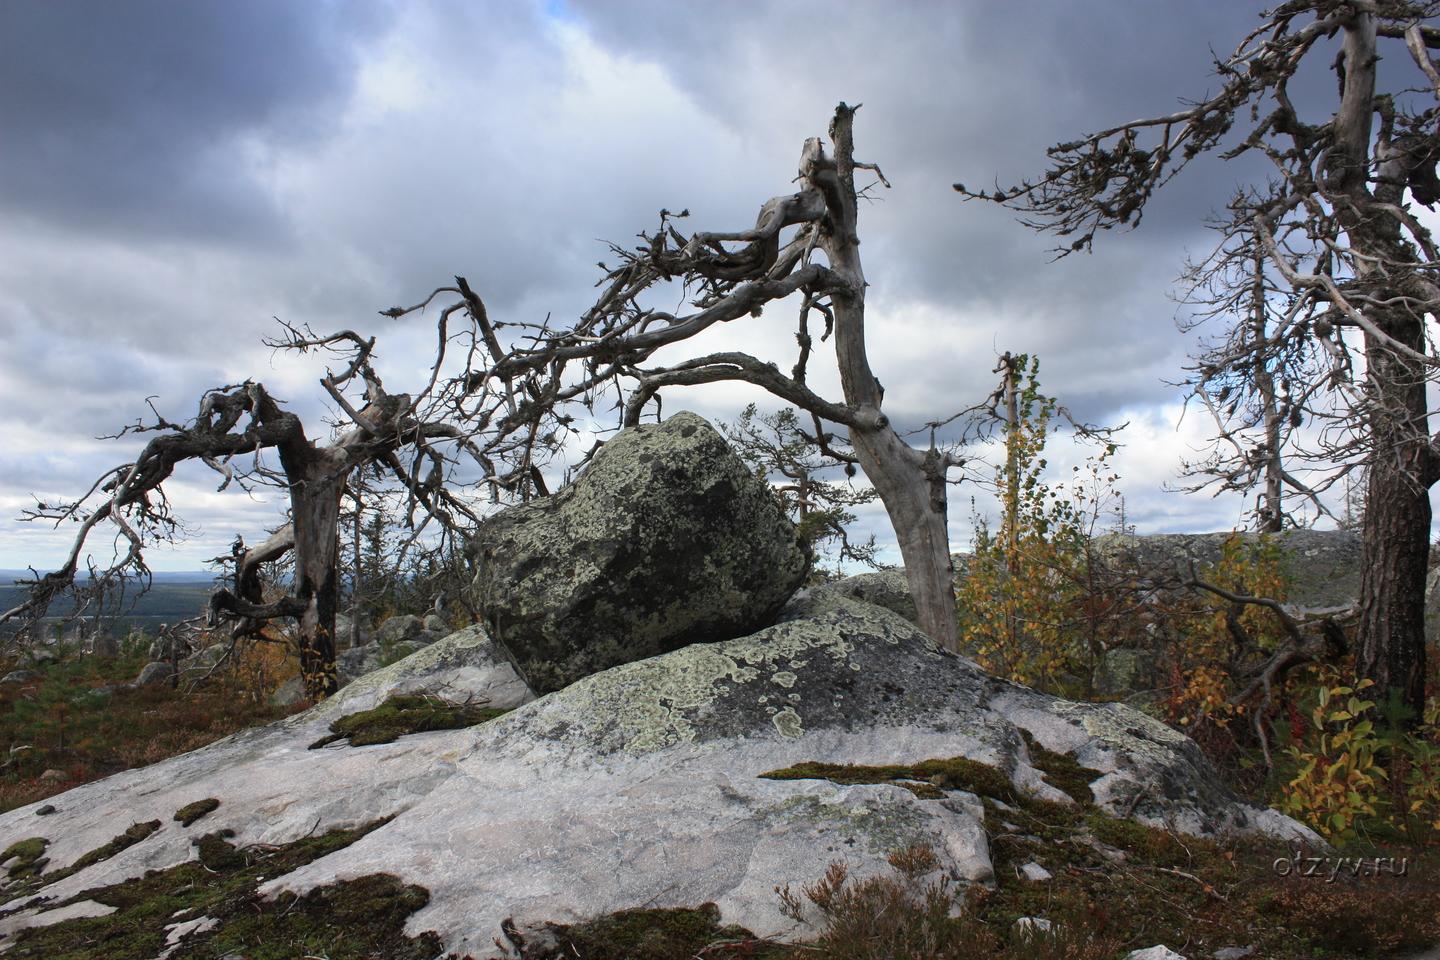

{"left": 1356, "top": 319, "right": 1431, "bottom": 720}
{"left": 821, "top": 105, "right": 960, "bottom": 652}
{"left": 1336, "top": 13, "right": 1432, "bottom": 720}
{"left": 278, "top": 444, "right": 349, "bottom": 700}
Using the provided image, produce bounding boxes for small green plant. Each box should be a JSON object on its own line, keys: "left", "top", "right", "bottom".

{"left": 1277, "top": 675, "right": 1387, "bottom": 841}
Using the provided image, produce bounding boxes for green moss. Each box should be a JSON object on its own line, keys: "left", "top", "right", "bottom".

{"left": 194, "top": 829, "right": 246, "bottom": 871}
{"left": 4, "top": 815, "right": 442, "bottom": 960}
{"left": 759, "top": 756, "right": 1026, "bottom": 806}
{"left": 1017, "top": 729, "right": 1103, "bottom": 806}
{"left": 1, "top": 836, "right": 48, "bottom": 879}
{"left": 307, "top": 694, "right": 510, "bottom": 749}
{"left": 173, "top": 798, "right": 220, "bottom": 827}
{"left": 550, "top": 902, "right": 759, "bottom": 960}
{"left": 759, "top": 761, "right": 941, "bottom": 799}
{"left": 64, "top": 820, "right": 161, "bottom": 876}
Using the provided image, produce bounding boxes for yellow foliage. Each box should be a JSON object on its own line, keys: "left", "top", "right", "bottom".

{"left": 956, "top": 355, "right": 1127, "bottom": 695}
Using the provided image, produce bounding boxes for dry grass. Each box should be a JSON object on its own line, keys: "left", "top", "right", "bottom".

{"left": 0, "top": 636, "right": 311, "bottom": 815}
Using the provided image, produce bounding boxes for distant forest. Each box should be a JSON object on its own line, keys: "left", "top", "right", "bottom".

{"left": 0, "top": 572, "right": 216, "bottom": 638}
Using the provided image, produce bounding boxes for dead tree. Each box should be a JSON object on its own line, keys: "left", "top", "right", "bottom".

{"left": 2, "top": 332, "right": 491, "bottom": 700}
{"left": 6, "top": 104, "right": 975, "bottom": 674}
{"left": 380, "top": 104, "right": 968, "bottom": 649}
{"left": 958, "top": 2, "right": 1440, "bottom": 720}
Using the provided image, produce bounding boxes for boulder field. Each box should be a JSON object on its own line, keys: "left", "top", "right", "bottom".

{"left": 0, "top": 586, "right": 1319, "bottom": 958}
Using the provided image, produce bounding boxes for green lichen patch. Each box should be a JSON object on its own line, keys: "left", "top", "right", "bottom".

{"left": 173, "top": 798, "right": 219, "bottom": 827}
{"left": 1, "top": 836, "right": 48, "bottom": 879}
{"left": 760, "top": 756, "right": 1026, "bottom": 807}
{"left": 545, "top": 902, "right": 765, "bottom": 960}
{"left": 1018, "top": 729, "right": 1103, "bottom": 807}
{"left": 307, "top": 693, "right": 510, "bottom": 749}
{"left": 4, "top": 815, "right": 443, "bottom": 960}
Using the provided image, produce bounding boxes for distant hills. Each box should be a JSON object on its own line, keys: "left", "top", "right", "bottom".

{"left": 1, "top": 571, "right": 219, "bottom": 635}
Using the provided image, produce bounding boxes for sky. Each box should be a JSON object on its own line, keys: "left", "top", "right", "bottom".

{"left": 0, "top": 0, "right": 1406, "bottom": 574}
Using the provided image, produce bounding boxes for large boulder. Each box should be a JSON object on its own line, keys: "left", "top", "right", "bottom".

{"left": 469, "top": 410, "right": 810, "bottom": 693}
{"left": 0, "top": 593, "right": 1318, "bottom": 958}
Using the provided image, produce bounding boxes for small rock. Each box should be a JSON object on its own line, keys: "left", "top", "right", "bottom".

{"left": 336, "top": 644, "right": 384, "bottom": 688}
{"left": 39, "top": 770, "right": 65, "bottom": 781}
{"left": 20, "top": 650, "right": 58, "bottom": 668}
{"left": 376, "top": 615, "right": 425, "bottom": 645}
{"left": 1019, "top": 861, "right": 1053, "bottom": 882}
{"left": 136, "top": 661, "right": 176, "bottom": 685}
{"left": 34, "top": 805, "right": 55, "bottom": 816}
{"left": 390, "top": 638, "right": 438, "bottom": 661}
{"left": 0, "top": 671, "right": 43, "bottom": 684}
{"left": 147, "top": 637, "right": 191, "bottom": 662}
{"left": 1125, "top": 947, "right": 1189, "bottom": 960}
{"left": 1213, "top": 949, "right": 1255, "bottom": 960}
{"left": 179, "top": 643, "right": 230, "bottom": 677}
{"left": 423, "top": 614, "right": 448, "bottom": 634}
{"left": 1013, "top": 917, "right": 1053, "bottom": 938}
{"left": 268, "top": 676, "right": 306, "bottom": 708}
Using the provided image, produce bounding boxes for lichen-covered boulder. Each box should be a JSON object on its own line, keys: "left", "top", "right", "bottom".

{"left": 469, "top": 410, "right": 810, "bottom": 693}
{"left": 824, "top": 568, "right": 918, "bottom": 622}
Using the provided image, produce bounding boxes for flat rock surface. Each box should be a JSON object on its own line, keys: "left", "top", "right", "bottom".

{"left": 0, "top": 594, "right": 1319, "bottom": 958}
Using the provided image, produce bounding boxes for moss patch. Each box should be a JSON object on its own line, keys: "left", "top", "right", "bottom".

{"left": 173, "top": 798, "right": 219, "bottom": 828}
{"left": 547, "top": 902, "right": 763, "bottom": 960}
{"left": 3, "top": 815, "right": 444, "bottom": 960}
{"left": 307, "top": 694, "right": 510, "bottom": 749}
{"left": 1, "top": 836, "right": 48, "bottom": 879}
{"left": 1018, "top": 729, "right": 1103, "bottom": 806}
{"left": 759, "top": 756, "right": 1024, "bottom": 805}
{"left": 61, "top": 820, "right": 161, "bottom": 878}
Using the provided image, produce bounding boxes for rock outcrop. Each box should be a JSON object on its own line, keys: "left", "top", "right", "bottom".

{"left": 469, "top": 410, "right": 810, "bottom": 694}
{"left": 0, "top": 592, "right": 1319, "bottom": 958}
{"left": 1092, "top": 529, "right": 1361, "bottom": 613}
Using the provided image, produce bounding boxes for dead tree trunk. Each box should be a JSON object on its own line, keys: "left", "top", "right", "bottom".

{"left": 277, "top": 445, "right": 349, "bottom": 698}
{"left": 819, "top": 106, "right": 959, "bottom": 651}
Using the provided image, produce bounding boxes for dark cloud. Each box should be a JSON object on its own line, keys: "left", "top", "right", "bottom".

{"left": 0, "top": 0, "right": 394, "bottom": 241}
{"left": 0, "top": 1, "right": 1405, "bottom": 569}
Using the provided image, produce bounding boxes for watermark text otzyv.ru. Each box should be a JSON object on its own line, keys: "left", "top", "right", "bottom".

{"left": 1272, "top": 850, "right": 1410, "bottom": 881}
